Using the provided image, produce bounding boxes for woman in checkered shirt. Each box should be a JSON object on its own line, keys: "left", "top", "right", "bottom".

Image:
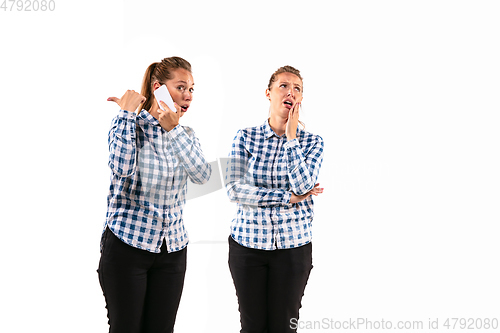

{"left": 98, "top": 56, "right": 211, "bottom": 333}
{"left": 226, "top": 65, "right": 325, "bottom": 333}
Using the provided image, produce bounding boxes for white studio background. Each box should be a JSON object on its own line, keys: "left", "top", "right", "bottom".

{"left": 1, "top": 0, "right": 499, "bottom": 332}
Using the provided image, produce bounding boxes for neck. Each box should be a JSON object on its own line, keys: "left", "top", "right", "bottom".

{"left": 268, "top": 113, "right": 287, "bottom": 136}
{"left": 148, "top": 103, "right": 160, "bottom": 120}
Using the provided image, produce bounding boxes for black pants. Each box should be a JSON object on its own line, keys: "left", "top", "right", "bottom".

{"left": 97, "top": 227, "right": 187, "bottom": 333}
{"left": 228, "top": 236, "right": 313, "bottom": 333}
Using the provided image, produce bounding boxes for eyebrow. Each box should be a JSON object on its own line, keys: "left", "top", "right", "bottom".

{"left": 176, "top": 80, "right": 194, "bottom": 86}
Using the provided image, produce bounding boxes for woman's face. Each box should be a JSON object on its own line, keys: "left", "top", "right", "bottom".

{"left": 266, "top": 72, "right": 303, "bottom": 119}
{"left": 165, "top": 68, "right": 194, "bottom": 116}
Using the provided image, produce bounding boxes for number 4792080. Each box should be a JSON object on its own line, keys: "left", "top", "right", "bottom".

{"left": 1, "top": 0, "right": 55, "bottom": 11}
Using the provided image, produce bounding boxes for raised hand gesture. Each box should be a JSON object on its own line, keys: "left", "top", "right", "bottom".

{"left": 107, "top": 90, "right": 146, "bottom": 114}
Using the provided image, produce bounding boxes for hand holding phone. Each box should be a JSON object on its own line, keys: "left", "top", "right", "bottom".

{"left": 154, "top": 84, "right": 176, "bottom": 113}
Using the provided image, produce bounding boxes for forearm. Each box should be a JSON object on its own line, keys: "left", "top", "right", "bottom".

{"left": 167, "top": 125, "right": 211, "bottom": 184}
{"left": 226, "top": 181, "right": 292, "bottom": 207}
{"left": 108, "top": 110, "right": 137, "bottom": 177}
{"left": 285, "top": 139, "right": 323, "bottom": 195}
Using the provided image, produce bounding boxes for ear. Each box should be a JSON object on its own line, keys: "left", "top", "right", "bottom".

{"left": 152, "top": 81, "right": 161, "bottom": 91}
{"left": 265, "top": 88, "right": 271, "bottom": 101}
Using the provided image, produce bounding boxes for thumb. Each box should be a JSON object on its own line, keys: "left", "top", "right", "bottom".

{"left": 107, "top": 97, "right": 120, "bottom": 104}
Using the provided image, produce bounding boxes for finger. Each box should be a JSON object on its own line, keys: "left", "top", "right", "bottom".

{"left": 289, "top": 103, "right": 296, "bottom": 117}
{"left": 160, "top": 101, "right": 174, "bottom": 113}
{"left": 159, "top": 101, "right": 169, "bottom": 112}
{"left": 309, "top": 186, "right": 323, "bottom": 195}
{"left": 157, "top": 108, "right": 166, "bottom": 118}
{"left": 173, "top": 102, "right": 181, "bottom": 114}
{"left": 292, "top": 102, "right": 299, "bottom": 116}
{"left": 135, "top": 94, "right": 146, "bottom": 109}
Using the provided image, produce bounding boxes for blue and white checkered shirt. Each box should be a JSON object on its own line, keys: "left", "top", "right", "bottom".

{"left": 226, "top": 120, "right": 324, "bottom": 250}
{"left": 102, "top": 109, "right": 211, "bottom": 253}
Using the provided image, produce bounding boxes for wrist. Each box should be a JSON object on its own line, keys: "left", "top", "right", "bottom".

{"left": 166, "top": 123, "right": 179, "bottom": 132}
{"left": 119, "top": 109, "right": 137, "bottom": 120}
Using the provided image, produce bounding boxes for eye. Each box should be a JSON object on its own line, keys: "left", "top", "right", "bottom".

{"left": 189, "top": 87, "right": 194, "bottom": 93}
{"left": 280, "top": 84, "right": 287, "bottom": 88}
{"left": 177, "top": 86, "right": 186, "bottom": 92}
{"left": 294, "top": 87, "right": 301, "bottom": 92}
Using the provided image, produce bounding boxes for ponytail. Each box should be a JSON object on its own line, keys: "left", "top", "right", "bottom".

{"left": 138, "top": 62, "right": 158, "bottom": 113}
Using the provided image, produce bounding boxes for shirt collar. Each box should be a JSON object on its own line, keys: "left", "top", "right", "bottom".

{"left": 263, "top": 119, "right": 277, "bottom": 139}
{"left": 137, "top": 109, "right": 160, "bottom": 126}
{"left": 263, "top": 118, "right": 301, "bottom": 139}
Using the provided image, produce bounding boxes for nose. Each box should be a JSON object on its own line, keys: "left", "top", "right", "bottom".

{"left": 287, "top": 89, "right": 295, "bottom": 98}
{"left": 183, "top": 90, "right": 193, "bottom": 101}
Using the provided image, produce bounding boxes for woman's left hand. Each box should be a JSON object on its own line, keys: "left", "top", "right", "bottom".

{"left": 286, "top": 102, "right": 300, "bottom": 141}
{"left": 158, "top": 101, "right": 181, "bottom": 132}
{"left": 290, "top": 183, "right": 324, "bottom": 204}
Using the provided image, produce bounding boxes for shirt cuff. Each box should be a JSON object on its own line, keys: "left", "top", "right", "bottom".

{"left": 284, "top": 138, "right": 299, "bottom": 149}
{"left": 166, "top": 124, "right": 185, "bottom": 139}
{"left": 283, "top": 191, "right": 292, "bottom": 204}
{"left": 118, "top": 109, "right": 137, "bottom": 121}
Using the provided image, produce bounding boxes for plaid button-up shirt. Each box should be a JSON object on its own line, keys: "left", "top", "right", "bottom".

{"left": 102, "top": 109, "right": 211, "bottom": 253}
{"left": 226, "top": 120, "right": 324, "bottom": 250}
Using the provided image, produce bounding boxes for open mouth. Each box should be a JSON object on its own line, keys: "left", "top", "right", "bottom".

{"left": 180, "top": 105, "right": 189, "bottom": 112}
{"left": 283, "top": 100, "right": 293, "bottom": 109}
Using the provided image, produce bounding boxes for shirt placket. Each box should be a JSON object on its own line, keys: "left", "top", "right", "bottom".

{"left": 271, "top": 136, "right": 284, "bottom": 249}
{"left": 162, "top": 130, "right": 175, "bottom": 252}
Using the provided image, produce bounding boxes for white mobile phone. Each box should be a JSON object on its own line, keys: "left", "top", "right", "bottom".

{"left": 153, "top": 84, "right": 176, "bottom": 113}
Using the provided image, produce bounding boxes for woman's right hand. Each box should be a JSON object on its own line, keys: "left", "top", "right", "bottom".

{"left": 157, "top": 100, "right": 181, "bottom": 132}
{"left": 107, "top": 90, "right": 146, "bottom": 114}
{"left": 290, "top": 183, "right": 324, "bottom": 204}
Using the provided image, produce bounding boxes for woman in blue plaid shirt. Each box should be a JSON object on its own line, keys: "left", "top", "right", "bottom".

{"left": 226, "top": 65, "right": 324, "bottom": 332}
{"left": 98, "top": 56, "right": 211, "bottom": 333}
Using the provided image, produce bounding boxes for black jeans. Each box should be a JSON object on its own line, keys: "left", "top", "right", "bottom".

{"left": 97, "top": 227, "right": 187, "bottom": 333}
{"left": 228, "top": 236, "right": 313, "bottom": 333}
